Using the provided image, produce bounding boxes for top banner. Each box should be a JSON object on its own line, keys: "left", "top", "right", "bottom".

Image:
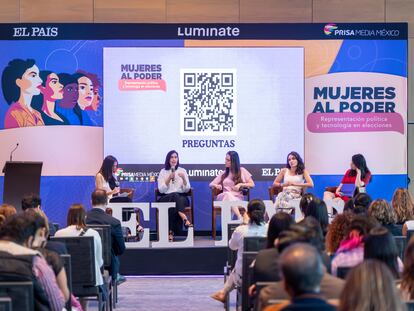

{"left": 0, "top": 23, "right": 407, "bottom": 41}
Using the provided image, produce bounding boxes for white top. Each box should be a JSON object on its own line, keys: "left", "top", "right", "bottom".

{"left": 229, "top": 223, "right": 268, "bottom": 275}
{"left": 405, "top": 220, "right": 414, "bottom": 230}
{"left": 283, "top": 169, "right": 304, "bottom": 193}
{"left": 55, "top": 225, "right": 104, "bottom": 286}
{"left": 158, "top": 167, "right": 191, "bottom": 194}
{"left": 95, "top": 173, "right": 112, "bottom": 199}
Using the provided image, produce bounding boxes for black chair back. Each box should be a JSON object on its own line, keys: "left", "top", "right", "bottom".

{"left": 241, "top": 251, "right": 258, "bottom": 311}
{"left": 0, "top": 297, "right": 12, "bottom": 311}
{"left": 394, "top": 235, "right": 407, "bottom": 261}
{"left": 87, "top": 224, "right": 112, "bottom": 269}
{"left": 407, "top": 230, "right": 414, "bottom": 243}
{"left": 0, "top": 281, "right": 33, "bottom": 311}
{"left": 51, "top": 236, "right": 96, "bottom": 287}
{"left": 243, "top": 237, "right": 267, "bottom": 252}
{"left": 227, "top": 223, "right": 240, "bottom": 269}
{"left": 337, "top": 266, "right": 351, "bottom": 280}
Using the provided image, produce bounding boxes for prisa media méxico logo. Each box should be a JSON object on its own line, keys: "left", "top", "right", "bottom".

{"left": 324, "top": 24, "right": 338, "bottom": 35}
{"left": 323, "top": 24, "right": 400, "bottom": 37}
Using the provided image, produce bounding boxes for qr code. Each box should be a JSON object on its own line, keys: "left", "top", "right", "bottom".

{"left": 180, "top": 69, "right": 237, "bottom": 136}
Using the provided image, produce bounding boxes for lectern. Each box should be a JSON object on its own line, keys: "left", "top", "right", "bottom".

{"left": 2, "top": 162, "right": 43, "bottom": 211}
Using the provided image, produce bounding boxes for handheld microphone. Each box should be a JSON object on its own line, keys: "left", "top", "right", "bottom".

{"left": 9, "top": 143, "right": 19, "bottom": 162}
{"left": 171, "top": 166, "right": 175, "bottom": 183}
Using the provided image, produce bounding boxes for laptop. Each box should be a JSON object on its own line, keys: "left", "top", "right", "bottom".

{"left": 341, "top": 184, "right": 356, "bottom": 197}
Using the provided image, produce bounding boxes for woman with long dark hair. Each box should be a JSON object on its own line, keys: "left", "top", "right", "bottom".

{"left": 157, "top": 150, "right": 192, "bottom": 241}
{"left": 210, "top": 151, "right": 255, "bottom": 219}
{"left": 95, "top": 155, "right": 132, "bottom": 202}
{"left": 211, "top": 199, "right": 267, "bottom": 303}
{"left": 364, "top": 226, "right": 401, "bottom": 278}
{"left": 323, "top": 154, "right": 371, "bottom": 203}
{"left": 273, "top": 151, "right": 313, "bottom": 210}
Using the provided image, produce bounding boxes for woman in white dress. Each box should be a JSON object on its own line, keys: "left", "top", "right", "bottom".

{"left": 273, "top": 151, "right": 314, "bottom": 211}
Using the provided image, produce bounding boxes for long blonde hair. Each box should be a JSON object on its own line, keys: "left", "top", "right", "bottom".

{"left": 392, "top": 188, "right": 414, "bottom": 223}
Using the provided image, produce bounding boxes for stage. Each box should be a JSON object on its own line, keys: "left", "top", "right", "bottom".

{"left": 120, "top": 236, "right": 227, "bottom": 275}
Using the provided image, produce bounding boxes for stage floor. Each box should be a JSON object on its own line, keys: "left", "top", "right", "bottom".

{"left": 120, "top": 236, "right": 227, "bottom": 275}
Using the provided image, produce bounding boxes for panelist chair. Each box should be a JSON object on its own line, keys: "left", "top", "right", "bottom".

{"left": 154, "top": 188, "right": 194, "bottom": 239}
{"left": 211, "top": 188, "right": 250, "bottom": 239}
{"left": 0, "top": 281, "right": 33, "bottom": 311}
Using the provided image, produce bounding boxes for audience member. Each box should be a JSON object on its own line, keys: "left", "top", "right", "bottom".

{"left": 0, "top": 212, "right": 65, "bottom": 311}
{"left": 351, "top": 192, "right": 372, "bottom": 215}
{"left": 86, "top": 189, "right": 126, "bottom": 283}
{"left": 368, "top": 199, "right": 401, "bottom": 236}
{"left": 211, "top": 199, "right": 267, "bottom": 303}
{"left": 364, "top": 226, "right": 401, "bottom": 278}
{"left": 258, "top": 219, "right": 344, "bottom": 310}
{"left": 303, "top": 197, "right": 329, "bottom": 235}
{"left": 298, "top": 193, "right": 315, "bottom": 221}
{"left": 339, "top": 260, "right": 406, "bottom": 311}
{"left": 55, "top": 204, "right": 104, "bottom": 287}
{"left": 325, "top": 212, "right": 354, "bottom": 256}
{"left": 400, "top": 236, "right": 414, "bottom": 300}
{"left": 265, "top": 243, "right": 335, "bottom": 311}
{"left": 0, "top": 203, "right": 16, "bottom": 225}
{"left": 393, "top": 188, "right": 414, "bottom": 224}
{"left": 331, "top": 215, "right": 378, "bottom": 276}
{"left": 253, "top": 212, "right": 293, "bottom": 283}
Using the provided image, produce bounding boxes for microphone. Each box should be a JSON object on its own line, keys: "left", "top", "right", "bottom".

{"left": 9, "top": 143, "right": 19, "bottom": 162}
{"left": 171, "top": 166, "right": 175, "bottom": 183}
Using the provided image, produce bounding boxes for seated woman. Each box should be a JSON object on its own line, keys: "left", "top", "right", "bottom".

{"left": 323, "top": 153, "right": 371, "bottom": 204}
{"left": 368, "top": 199, "right": 401, "bottom": 236}
{"left": 211, "top": 199, "right": 268, "bottom": 303}
{"left": 55, "top": 204, "right": 104, "bottom": 309}
{"left": 157, "top": 150, "right": 192, "bottom": 241}
{"left": 210, "top": 151, "right": 255, "bottom": 220}
{"left": 392, "top": 188, "right": 414, "bottom": 235}
{"left": 96, "top": 155, "right": 132, "bottom": 202}
{"left": 273, "top": 151, "right": 313, "bottom": 210}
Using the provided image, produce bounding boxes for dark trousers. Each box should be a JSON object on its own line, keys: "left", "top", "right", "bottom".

{"left": 157, "top": 192, "right": 189, "bottom": 235}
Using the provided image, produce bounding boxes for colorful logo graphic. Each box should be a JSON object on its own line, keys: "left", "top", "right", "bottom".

{"left": 324, "top": 24, "right": 338, "bottom": 35}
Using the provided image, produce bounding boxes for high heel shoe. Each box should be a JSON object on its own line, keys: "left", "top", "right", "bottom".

{"left": 169, "top": 230, "right": 174, "bottom": 242}
{"left": 183, "top": 218, "right": 193, "bottom": 228}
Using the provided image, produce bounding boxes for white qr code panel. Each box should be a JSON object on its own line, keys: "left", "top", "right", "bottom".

{"left": 180, "top": 69, "right": 237, "bottom": 136}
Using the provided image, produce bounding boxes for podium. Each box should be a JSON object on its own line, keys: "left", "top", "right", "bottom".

{"left": 2, "top": 161, "right": 43, "bottom": 211}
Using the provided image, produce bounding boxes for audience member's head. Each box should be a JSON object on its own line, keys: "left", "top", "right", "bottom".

{"left": 299, "top": 193, "right": 315, "bottom": 216}
{"left": 278, "top": 217, "right": 324, "bottom": 255}
{"left": 343, "top": 197, "right": 355, "bottom": 212}
{"left": 0, "top": 204, "right": 17, "bottom": 226}
{"left": 280, "top": 243, "right": 324, "bottom": 297}
{"left": 339, "top": 260, "right": 405, "bottom": 311}
{"left": 0, "top": 212, "right": 45, "bottom": 247}
{"left": 303, "top": 197, "right": 329, "bottom": 234}
{"left": 368, "top": 199, "right": 396, "bottom": 225}
{"left": 247, "top": 199, "right": 266, "bottom": 226}
{"left": 24, "top": 209, "right": 49, "bottom": 247}
{"left": 67, "top": 204, "right": 87, "bottom": 230}
{"left": 105, "top": 207, "right": 113, "bottom": 216}
{"left": 401, "top": 236, "right": 414, "bottom": 299}
{"left": 266, "top": 212, "right": 294, "bottom": 248}
{"left": 91, "top": 189, "right": 108, "bottom": 207}
{"left": 325, "top": 212, "right": 354, "bottom": 254}
{"left": 21, "top": 193, "right": 41, "bottom": 211}
{"left": 392, "top": 188, "right": 414, "bottom": 224}
{"left": 344, "top": 215, "right": 379, "bottom": 241}
{"left": 352, "top": 193, "right": 372, "bottom": 215}
{"left": 364, "top": 227, "right": 400, "bottom": 278}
